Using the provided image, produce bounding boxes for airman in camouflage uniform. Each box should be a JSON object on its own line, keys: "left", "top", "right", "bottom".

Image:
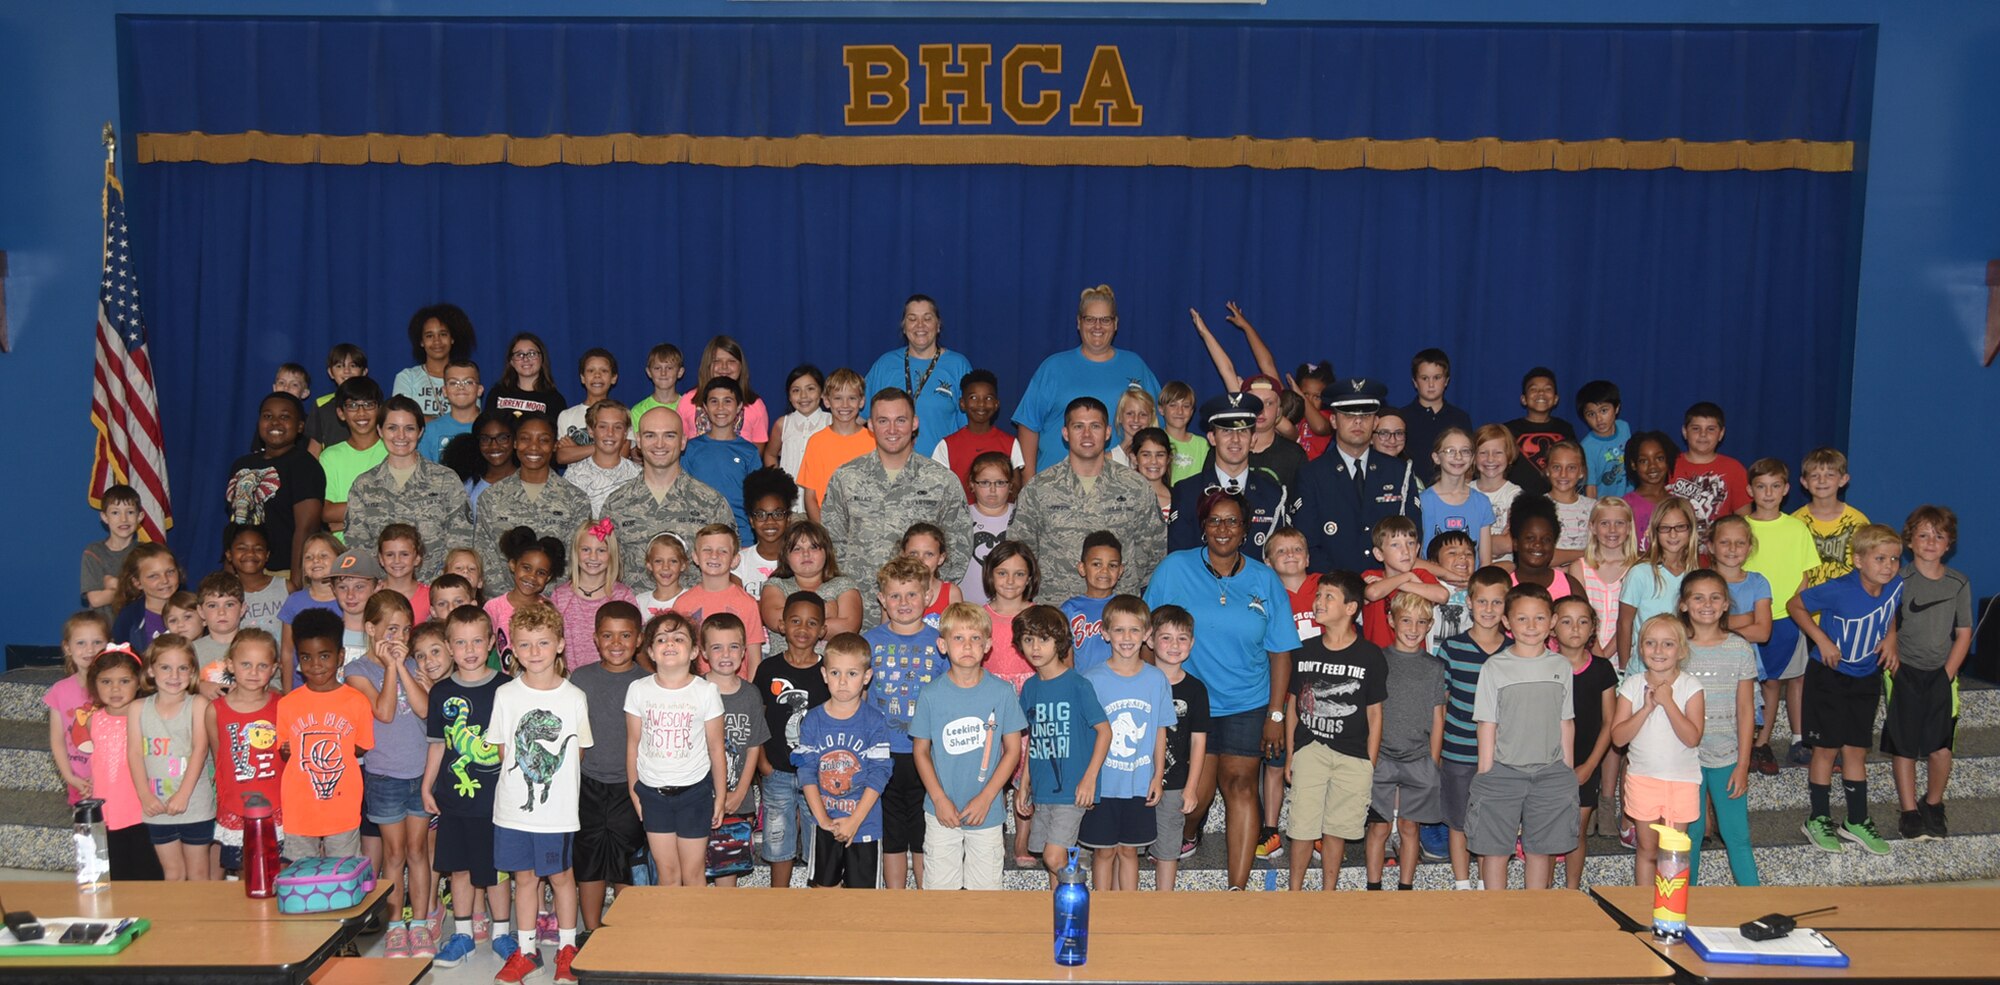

{"left": 604, "top": 405, "right": 735, "bottom": 593}
{"left": 819, "top": 388, "right": 971, "bottom": 625}
{"left": 343, "top": 457, "right": 473, "bottom": 582}
{"left": 1011, "top": 397, "right": 1167, "bottom": 605}
{"left": 472, "top": 473, "right": 593, "bottom": 593}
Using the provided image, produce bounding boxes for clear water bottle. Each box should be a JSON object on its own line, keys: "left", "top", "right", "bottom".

{"left": 1650, "top": 823, "right": 1691, "bottom": 943}
{"left": 1053, "top": 847, "right": 1089, "bottom": 966}
{"left": 73, "top": 798, "right": 110, "bottom": 892}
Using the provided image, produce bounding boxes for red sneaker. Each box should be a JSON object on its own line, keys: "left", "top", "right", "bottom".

{"left": 554, "top": 944, "right": 580, "bottom": 985}
{"left": 494, "top": 950, "right": 543, "bottom": 985}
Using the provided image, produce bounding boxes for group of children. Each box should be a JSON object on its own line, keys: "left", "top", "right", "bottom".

{"left": 56, "top": 315, "right": 1979, "bottom": 980}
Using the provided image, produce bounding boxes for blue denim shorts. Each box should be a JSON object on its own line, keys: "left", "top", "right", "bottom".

{"left": 758, "top": 769, "right": 813, "bottom": 863}
{"left": 363, "top": 774, "right": 430, "bottom": 825}
{"left": 146, "top": 818, "right": 216, "bottom": 846}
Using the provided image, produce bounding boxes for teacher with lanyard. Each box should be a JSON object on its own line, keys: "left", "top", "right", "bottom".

{"left": 863, "top": 294, "right": 973, "bottom": 449}
{"left": 1144, "top": 489, "right": 1300, "bottom": 890}
{"left": 1014, "top": 283, "right": 1163, "bottom": 474}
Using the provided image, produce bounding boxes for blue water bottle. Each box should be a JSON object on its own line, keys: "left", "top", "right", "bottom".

{"left": 1053, "top": 847, "right": 1090, "bottom": 966}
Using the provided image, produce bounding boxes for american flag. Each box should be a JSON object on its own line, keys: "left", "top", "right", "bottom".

{"left": 88, "top": 169, "right": 172, "bottom": 543}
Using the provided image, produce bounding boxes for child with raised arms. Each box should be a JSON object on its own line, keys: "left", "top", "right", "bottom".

{"left": 623, "top": 611, "right": 724, "bottom": 889}
{"left": 755, "top": 592, "right": 833, "bottom": 888}
{"left": 1678, "top": 571, "right": 1760, "bottom": 886}
{"left": 1366, "top": 594, "right": 1446, "bottom": 892}
{"left": 1468, "top": 584, "right": 1576, "bottom": 892}
{"left": 1013, "top": 604, "right": 1110, "bottom": 886}
{"left": 489, "top": 603, "right": 591, "bottom": 985}
{"left": 1285, "top": 573, "right": 1383, "bottom": 892}
{"left": 911, "top": 603, "right": 1028, "bottom": 890}
{"left": 1148, "top": 605, "right": 1209, "bottom": 891}
{"left": 1552, "top": 597, "right": 1615, "bottom": 891}
{"left": 566, "top": 602, "right": 647, "bottom": 936}
{"left": 423, "top": 606, "right": 512, "bottom": 967}
{"left": 794, "top": 633, "right": 894, "bottom": 888}
{"left": 47, "top": 611, "right": 111, "bottom": 806}
{"left": 1612, "top": 614, "right": 1704, "bottom": 888}
{"left": 275, "top": 610, "right": 371, "bottom": 864}
{"left": 699, "top": 613, "right": 770, "bottom": 886}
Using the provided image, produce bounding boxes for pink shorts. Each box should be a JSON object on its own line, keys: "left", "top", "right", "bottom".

{"left": 1623, "top": 774, "right": 1699, "bottom": 825}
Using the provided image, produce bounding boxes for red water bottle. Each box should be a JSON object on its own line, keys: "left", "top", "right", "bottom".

{"left": 241, "top": 793, "right": 281, "bottom": 899}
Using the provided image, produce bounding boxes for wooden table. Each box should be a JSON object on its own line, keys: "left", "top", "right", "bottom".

{"left": 1633, "top": 930, "right": 2000, "bottom": 983}
{"left": 1591, "top": 885, "right": 2000, "bottom": 932}
{"left": 0, "top": 881, "right": 393, "bottom": 984}
{"left": 576, "top": 888, "right": 1673, "bottom": 984}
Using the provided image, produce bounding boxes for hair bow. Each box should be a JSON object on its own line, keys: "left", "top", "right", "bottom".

{"left": 588, "top": 517, "right": 616, "bottom": 542}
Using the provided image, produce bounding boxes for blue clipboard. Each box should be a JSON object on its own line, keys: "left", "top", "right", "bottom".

{"left": 1685, "top": 926, "right": 1851, "bottom": 967}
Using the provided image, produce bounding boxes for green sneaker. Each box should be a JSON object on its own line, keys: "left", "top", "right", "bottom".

{"left": 1801, "top": 816, "right": 1845, "bottom": 854}
{"left": 1840, "top": 818, "right": 1892, "bottom": 856}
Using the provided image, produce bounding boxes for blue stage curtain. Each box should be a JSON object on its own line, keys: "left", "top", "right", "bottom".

{"left": 121, "top": 19, "right": 1867, "bottom": 569}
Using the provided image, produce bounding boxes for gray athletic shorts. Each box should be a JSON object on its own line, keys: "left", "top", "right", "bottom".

{"left": 1369, "top": 755, "right": 1444, "bottom": 826}
{"left": 1028, "top": 803, "right": 1085, "bottom": 854}
{"left": 1466, "top": 760, "right": 1580, "bottom": 858}
{"left": 1149, "top": 788, "right": 1187, "bottom": 860}
{"left": 1440, "top": 759, "right": 1478, "bottom": 832}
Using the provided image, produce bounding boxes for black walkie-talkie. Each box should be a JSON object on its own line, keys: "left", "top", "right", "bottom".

{"left": 0, "top": 891, "right": 43, "bottom": 942}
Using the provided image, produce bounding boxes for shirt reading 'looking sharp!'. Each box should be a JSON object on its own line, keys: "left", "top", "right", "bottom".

{"left": 908, "top": 672, "right": 1029, "bottom": 830}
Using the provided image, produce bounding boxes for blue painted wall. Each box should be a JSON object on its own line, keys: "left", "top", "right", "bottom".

{"left": 3, "top": 0, "right": 1995, "bottom": 641}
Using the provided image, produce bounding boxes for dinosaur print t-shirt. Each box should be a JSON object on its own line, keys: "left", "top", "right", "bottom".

{"left": 277, "top": 685, "right": 375, "bottom": 837}
{"left": 425, "top": 670, "right": 510, "bottom": 818}
{"left": 488, "top": 677, "right": 593, "bottom": 833}
{"left": 1287, "top": 635, "right": 1388, "bottom": 761}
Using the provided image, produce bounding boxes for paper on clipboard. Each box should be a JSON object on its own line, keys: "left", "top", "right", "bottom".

{"left": 1686, "top": 925, "right": 1851, "bottom": 967}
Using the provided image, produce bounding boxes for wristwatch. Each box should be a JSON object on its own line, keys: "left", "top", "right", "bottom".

{"left": 1267, "top": 709, "right": 1284, "bottom": 724}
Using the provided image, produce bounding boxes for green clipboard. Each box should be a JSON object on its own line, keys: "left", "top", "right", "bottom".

{"left": 0, "top": 918, "right": 150, "bottom": 957}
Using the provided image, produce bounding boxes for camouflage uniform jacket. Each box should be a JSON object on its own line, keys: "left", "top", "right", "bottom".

{"left": 473, "top": 472, "right": 593, "bottom": 592}
{"left": 598, "top": 470, "right": 734, "bottom": 593}
{"left": 344, "top": 458, "right": 473, "bottom": 582}
{"left": 820, "top": 451, "right": 972, "bottom": 623}
{"left": 1012, "top": 459, "right": 1168, "bottom": 605}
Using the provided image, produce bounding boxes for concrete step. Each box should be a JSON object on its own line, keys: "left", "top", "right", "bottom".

{"left": 0, "top": 788, "right": 81, "bottom": 871}
{"left": 0, "top": 717, "right": 66, "bottom": 793}
{"left": 0, "top": 665, "right": 64, "bottom": 725}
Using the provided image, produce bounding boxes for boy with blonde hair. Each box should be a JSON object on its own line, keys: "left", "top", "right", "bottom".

{"left": 797, "top": 369, "right": 876, "bottom": 521}
{"left": 910, "top": 603, "right": 1027, "bottom": 890}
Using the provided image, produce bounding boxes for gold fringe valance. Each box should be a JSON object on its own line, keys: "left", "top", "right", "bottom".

{"left": 135, "top": 131, "right": 1854, "bottom": 173}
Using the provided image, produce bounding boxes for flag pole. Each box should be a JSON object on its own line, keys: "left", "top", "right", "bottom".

{"left": 102, "top": 123, "right": 117, "bottom": 218}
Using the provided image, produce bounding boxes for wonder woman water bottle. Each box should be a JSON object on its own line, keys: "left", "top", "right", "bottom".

{"left": 1651, "top": 823, "right": 1691, "bottom": 943}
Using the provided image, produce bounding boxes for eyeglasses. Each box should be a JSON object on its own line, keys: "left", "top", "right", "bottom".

{"left": 445, "top": 379, "right": 479, "bottom": 389}
{"left": 972, "top": 480, "right": 1010, "bottom": 489}
{"left": 1080, "top": 316, "right": 1116, "bottom": 328}
{"left": 749, "top": 510, "right": 789, "bottom": 521}
{"left": 342, "top": 400, "right": 378, "bottom": 411}
{"left": 1203, "top": 516, "right": 1245, "bottom": 528}
{"left": 1656, "top": 523, "right": 1692, "bottom": 535}
{"left": 477, "top": 433, "right": 514, "bottom": 446}
{"left": 1439, "top": 448, "right": 1472, "bottom": 458}
{"left": 1374, "top": 429, "right": 1406, "bottom": 440}
{"left": 510, "top": 350, "right": 540, "bottom": 360}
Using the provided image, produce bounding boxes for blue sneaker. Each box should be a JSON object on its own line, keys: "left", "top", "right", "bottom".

{"left": 435, "top": 933, "right": 478, "bottom": 968}
{"left": 492, "top": 933, "right": 521, "bottom": 961}
{"left": 1419, "top": 823, "right": 1449, "bottom": 862}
